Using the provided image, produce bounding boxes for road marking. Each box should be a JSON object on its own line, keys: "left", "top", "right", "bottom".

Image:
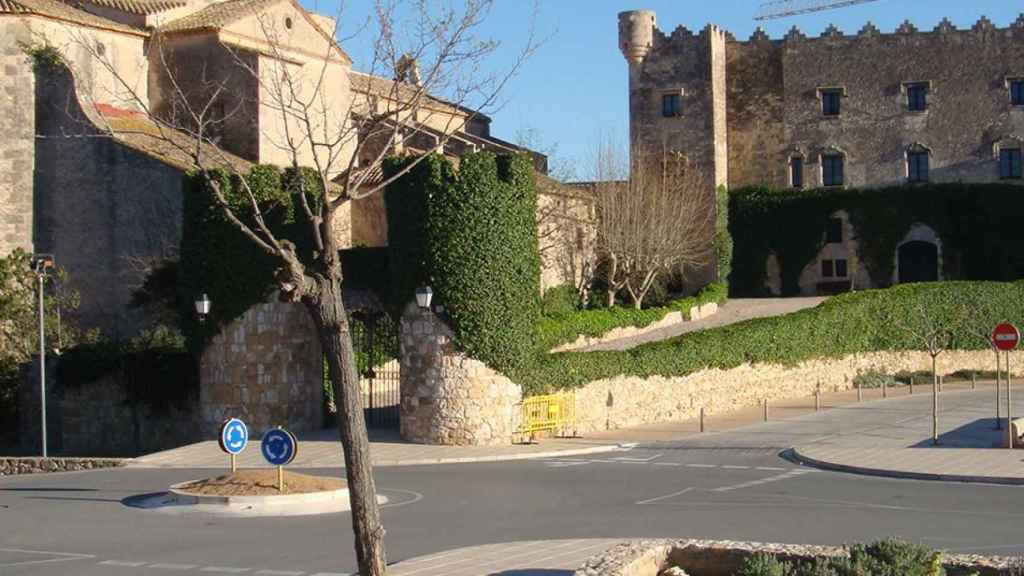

{"left": 636, "top": 487, "right": 694, "bottom": 505}
{"left": 653, "top": 462, "right": 682, "bottom": 467}
{"left": 712, "top": 470, "right": 809, "bottom": 492}
{"left": 0, "top": 548, "right": 95, "bottom": 568}
{"left": 201, "top": 567, "right": 251, "bottom": 573}
{"left": 148, "top": 563, "right": 199, "bottom": 570}
{"left": 756, "top": 466, "right": 786, "bottom": 471}
{"left": 612, "top": 453, "right": 663, "bottom": 462}
{"left": 722, "top": 465, "right": 749, "bottom": 469}
{"left": 685, "top": 463, "right": 716, "bottom": 468}
{"left": 99, "top": 560, "right": 148, "bottom": 567}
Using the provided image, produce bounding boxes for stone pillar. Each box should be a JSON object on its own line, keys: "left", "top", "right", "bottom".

{"left": 399, "top": 303, "right": 523, "bottom": 446}
{"left": 199, "top": 302, "right": 324, "bottom": 438}
{"left": 0, "top": 20, "right": 36, "bottom": 256}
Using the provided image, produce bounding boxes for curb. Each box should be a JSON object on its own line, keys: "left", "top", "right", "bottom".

{"left": 168, "top": 481, "right": 353, "bottom": 506}
{"left": 128, "top": 443, "right": 624, "bottom": 469}
{"left": 787, "top": 447, "right": 1024, "bottom": 486}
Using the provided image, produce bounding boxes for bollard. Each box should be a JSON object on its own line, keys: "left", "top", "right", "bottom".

{"left": 763, "top": 398, "right": 768, "bottom": 422}
{"left": 910, "top": 376, "right": 914, "bottom": 395}
{"left": 857, "top": 380, "right": 862, "bottom": 402}
{"left": 972, "top": 372, "right": 977, "bottom": 390}
{"left": 882, "top": 378, "right": 887, "bottom": 398}
{"left": 700, "top": 407, "right": 705, "bottom": 433}
{"left": 939, "top": 374, "right": 944, "bottom": 392}
{"left": 815, "top": 384, "right": 821, "bottom": 411}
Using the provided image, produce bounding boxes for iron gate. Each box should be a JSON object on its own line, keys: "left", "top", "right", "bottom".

{"left": 347, "top": 310, "right": 401, "bottom": 428}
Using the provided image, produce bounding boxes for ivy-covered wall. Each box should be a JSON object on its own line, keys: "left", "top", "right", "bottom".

{"left": 728, "top": 183, "right": 1024, "bottom": 296}
{"left": 386, "top": 152, "right": 542, "bottom": 374}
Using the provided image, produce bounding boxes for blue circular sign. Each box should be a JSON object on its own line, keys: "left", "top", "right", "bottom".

{"left": 261, "top": 428, "right": 297, "bottom": 466}
{"left": 219, "top": 418, "right": 248, "bottom": 455}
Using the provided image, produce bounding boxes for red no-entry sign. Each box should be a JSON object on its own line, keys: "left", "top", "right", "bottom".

{"left": 993, "top": 322, "right": 1020, "bottom": 351}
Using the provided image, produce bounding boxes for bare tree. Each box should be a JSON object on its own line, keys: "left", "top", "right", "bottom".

{"left": 594, "top": 142, "right": 716, "bottom": 309}
{"left": 45, "top": 2, "right": 539, "bottom": 574}
{"left": 893, "top": 300, "right": 958, "bottom": 445}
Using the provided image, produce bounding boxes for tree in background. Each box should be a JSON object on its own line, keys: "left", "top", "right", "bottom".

{"left": 594, "top": 143, "right": 716, "bottom": 309}
{"left": 52, "top": 1, "right": 539, "bottom": 573}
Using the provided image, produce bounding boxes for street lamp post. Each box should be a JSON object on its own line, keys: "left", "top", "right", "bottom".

{"left": 195, "top": 293, "right": 212, "bottom": 323}
{"left": 415, "top": 286, "right": 433, "bottom": 311}
{"left": 32, "top": 254, "right": 54, "bottom": 458}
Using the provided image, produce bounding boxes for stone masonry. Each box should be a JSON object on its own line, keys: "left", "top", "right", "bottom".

{"left": 399, "top": 303, "right": 522, "bottom": 446}
{"left": 200, "top": 301, "right": 324, "bottom": 438}
{"left": 0, "top": 20, "right": 35, "bottom": 255}
{"left": 573, "top": 349, "right": 1023, "bottom": 434}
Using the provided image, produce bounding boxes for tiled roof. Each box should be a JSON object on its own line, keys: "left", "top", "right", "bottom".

{"left": 0, "top": 0, "right": 144, "bottom": 33}
{"left": 349, "top": 70, "right": 491, "bottom": 123}
{"left": 73, "top": 0, "right": 186, "bottom": 15}
{"left": 157, "top": 0, "right": 280, "bottom": 32}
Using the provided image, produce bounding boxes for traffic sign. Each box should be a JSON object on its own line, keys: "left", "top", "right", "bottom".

{"left": 993, "top": 322, "right": 1020, "bottom": 351}
{"left": 261, "top": 427, "right": 298, "bottom": 466}
{"left": 218, "top": 418, "right": 248, "bottom": 455}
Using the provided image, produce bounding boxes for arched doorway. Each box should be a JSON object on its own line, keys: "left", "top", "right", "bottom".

{"left": 898, "top": 241, "right": 938, "bottom": 283}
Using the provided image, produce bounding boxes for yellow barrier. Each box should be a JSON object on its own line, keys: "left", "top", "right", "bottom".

{"left": 516, "top": 392, "right": 576, "bottom": 441}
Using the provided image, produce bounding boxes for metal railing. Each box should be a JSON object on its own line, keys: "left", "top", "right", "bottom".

{"left": 516, "top": 392, "right": 576, "bottom": 441}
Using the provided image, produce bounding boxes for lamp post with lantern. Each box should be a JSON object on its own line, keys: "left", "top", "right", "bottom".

{"left": 415, "top": 286, "right": 433, "bottom": 311}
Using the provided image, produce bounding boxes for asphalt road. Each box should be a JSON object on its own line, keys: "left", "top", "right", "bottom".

{"left": 5, "top": 425, "right": 1024, "bottom": 575}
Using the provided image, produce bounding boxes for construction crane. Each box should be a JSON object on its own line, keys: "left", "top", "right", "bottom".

{"left": 755, "top": 0, "right": 882, "bottom": 21}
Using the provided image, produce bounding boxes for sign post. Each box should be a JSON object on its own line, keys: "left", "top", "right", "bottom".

{"left": 992, "top": 323, "right": 1020, "bottom": 448}
{"left": 218, "top": 418, "right": 249, "bottom": 473}
{"left": 261, "top": 427, "right": 298, "bottom": 492}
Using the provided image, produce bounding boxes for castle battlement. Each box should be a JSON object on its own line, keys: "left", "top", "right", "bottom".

{"left": 620, "top": 9, "right": 1024, "bottom": 63}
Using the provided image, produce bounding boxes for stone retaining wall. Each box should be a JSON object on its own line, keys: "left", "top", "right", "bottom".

{"left": 573, "top": 350, "right": 1022, "bottom": 434}
{"left": 552, "top": 303, "right": 719, "bottom": 353}
{"left": 575, "top": 539, "right": 1011, "bottom": 576}
{"left": 0, "top": 457, "right": 126, "bottom": 476}
{"left": 399, "top": 304, "right": 522, "bottom": 446}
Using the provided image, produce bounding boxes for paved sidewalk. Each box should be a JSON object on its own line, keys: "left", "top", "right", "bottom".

{"left": 386, "top": 539, "right": 621, "bottom": 576}
{"left": 129, "top": 429, "right": 623, "bottom": 469}
{"left": 580, "top": 297, "right": 826, "bottom": 352}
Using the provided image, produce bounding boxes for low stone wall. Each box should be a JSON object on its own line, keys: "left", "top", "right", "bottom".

{"left": 552, "top": 303, "right": 719, "bottom": 353}
{"left": 575, "top": 539, "right": 1011, "bottom": 576}
{"left": 573, "top": 350, "right": 1022, "bottom": 434}
{"left": 399, "top": 304, "right": 523, "bottom": 446}
{"left": 0, "top": 457, "right": 126, "bottom": 476}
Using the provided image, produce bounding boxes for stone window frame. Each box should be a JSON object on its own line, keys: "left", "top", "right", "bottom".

{"left": 993, "top": 137, "right": 1024, "bottom": 180}
{"left": 904, "top": 142, "right": 932, "bottom": 183}
{"left": 788, "top": 150, "right": 805, "bottom": 189}
{"left": 661, "top": 88, "right": 685, "bottom": 118}
{"left": 816, "top": 86, "right": 847, "bottom": 118}
{"left": 818, "top": 146, "right": 847, "bottom": 188}
{"left": 1005, "top": 77, "right": 1024, "bottom": 107}
{"left": 901, "top": 81, "right": 932, "bottom": 113}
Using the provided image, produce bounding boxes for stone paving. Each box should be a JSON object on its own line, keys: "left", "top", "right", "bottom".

{"left": 128, "top": 429, "right": 623, "bottom": 469}
{"left": 386, "top": 539, "right": 621, "bottom": 576}
{"left": 579, "top": 297, "right": 826, "bottom": 352}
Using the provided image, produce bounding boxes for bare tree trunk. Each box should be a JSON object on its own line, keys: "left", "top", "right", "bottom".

{"left": 306, "top": 281, "right": 386, "bottom": 576}
{"left": 932, "top": 354, "right": 939, "bottom": 446}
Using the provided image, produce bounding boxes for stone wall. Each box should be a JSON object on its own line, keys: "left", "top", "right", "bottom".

{"left": 572, "top": 350, "right": 1023, "bottom": 434}
{"left": 576, "top": 539, "right": 1011, "bottom": 576}
{"left": 0, "top": 457, "right": 125, "bottom": 476}
{"left": 0, "top": 19, "right": 35, "bottom": 256}
{"left": 399, "top": 303, "right": 522, "bottom": 446}
{"left": 200, "top": 301, "right": 324, "bottom": 439}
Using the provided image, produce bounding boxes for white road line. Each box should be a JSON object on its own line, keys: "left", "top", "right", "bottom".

{"left": 612, "top": 453, "right": 663, "bottom": 462}
{"left": 148, "top": 563, "right": 199, "bottom": 571}
{"left": 713, "top": 470, "right": 806, "bottom": 492}
{"left": 756, "top": 466, "right": 786, "bottom": 471}
{"left": 685, "top": 463, "right": 716, "bottom": 468}
{"left": 722, "top": 465, "right": 749, "bottom": 469}
{"left": 0, "top": 548, "right": 95, "bottom": 568}
{"left": 653, "top": 462, "right": 682, "bottom": 467}
{"left": 99, "top": 560, "right": 148, "bottom": 567}
{"left": 636, "top": 487, "right": 694, "bottom": 505}
{"left": 201, "top": 567, "right": 251, "bottom": 573}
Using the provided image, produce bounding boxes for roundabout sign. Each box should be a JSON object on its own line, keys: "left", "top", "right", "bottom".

{"left": 262, "top": 427, "right": 298, "bottom": 491}
{"left": 218, "top": 418, "right": 248, "bottom": 472}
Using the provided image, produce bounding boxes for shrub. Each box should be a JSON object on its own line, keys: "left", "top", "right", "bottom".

{"left": 541, "top": 285, "right": 580, "bottom": 318}
{"left": 734, "top": 540, "right": 943, "bottom": 576}
{"left": 853, "top": 369, "right": 901, "bottom": 389}
{"left": 535, "top": 282, "right": 728, "bottom": 351}
{"left": 513, "top": 281, "right": 1024, "bottom": 395}
{"left": 737, "top": 553, "right": 790, "bottom": 576}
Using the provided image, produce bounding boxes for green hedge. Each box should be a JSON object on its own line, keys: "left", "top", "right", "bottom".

{"left": 536, "top": 282, "right": 727, "bottom": 351}
{"left": 511, "top": 281, "right": 1021, "bottom": 395}
{"left": 387, "top": 152, "right": 541, "bottom": 373}
{"left": 729, "top": 183, "right": 1024, "bottom": 296}
{"left": 737, "top": 539, "right": 944, "bottom": 576}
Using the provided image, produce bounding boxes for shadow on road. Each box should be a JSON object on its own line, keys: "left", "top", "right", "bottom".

{"left": 909, "top": 418, "right": 1005, "bottom": 448}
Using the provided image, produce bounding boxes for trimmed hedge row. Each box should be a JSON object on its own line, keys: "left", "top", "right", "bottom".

{"left": 536, "top": 282, "right": 728, "bottom": 351}
{"left": 511, "top": 281, "right": 1021, "bottom": 395}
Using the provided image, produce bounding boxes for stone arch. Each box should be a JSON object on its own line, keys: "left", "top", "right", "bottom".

{"left": 893, "top": 223, "right": 942, "bottom": 284}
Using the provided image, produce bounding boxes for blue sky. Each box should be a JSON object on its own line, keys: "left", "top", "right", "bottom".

{"left": 309, "top": 1, "right": 1024, "bottom": 178}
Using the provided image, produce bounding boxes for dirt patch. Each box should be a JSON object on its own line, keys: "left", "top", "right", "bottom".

{"left": 176, "top": 469, "right": 345, "bottom": 496}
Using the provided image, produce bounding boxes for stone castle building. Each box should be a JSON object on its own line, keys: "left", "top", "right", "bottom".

{"left": 619, "top": 10, "right": 1024, "bottom": 293}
